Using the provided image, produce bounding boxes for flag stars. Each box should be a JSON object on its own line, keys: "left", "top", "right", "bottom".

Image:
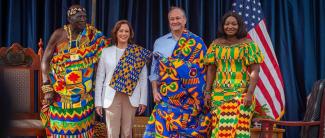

{"left": 232, "top": 1, "right": 264, "bottom": 29}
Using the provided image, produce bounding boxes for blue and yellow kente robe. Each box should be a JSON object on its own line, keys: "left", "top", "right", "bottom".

{"left": 144, "top": 30, "right": 211, "bottom": 138}
{"left": 41, "top": 24, "right": 110, "bottom": 137}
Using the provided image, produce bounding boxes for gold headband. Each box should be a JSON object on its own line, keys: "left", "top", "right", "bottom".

{"left": 67, "top": 7, "right": 86, "bottom": 17}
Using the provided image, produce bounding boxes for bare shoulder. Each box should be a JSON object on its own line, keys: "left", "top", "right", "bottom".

{"left": 52, "top": 28, "right": 66, "bottom": 38}
{"left": 48, "top": 28, "right": 67, "bottom": 45}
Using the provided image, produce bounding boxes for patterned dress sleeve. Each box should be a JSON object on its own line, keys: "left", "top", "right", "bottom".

{"left": 244, "top": 42, "right": 264, "bottom": 65}
{"left": 204, "top": 43, "right": 217, "bottom": 65}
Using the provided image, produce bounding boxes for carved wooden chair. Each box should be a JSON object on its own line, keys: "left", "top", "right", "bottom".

{"left": 255, "top": 80, "right": 325, "bottom": 138}
{"left": 0, "top": 41, "right": 46, "bottom": 136}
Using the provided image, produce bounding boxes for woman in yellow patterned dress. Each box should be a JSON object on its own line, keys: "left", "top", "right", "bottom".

{"left": 204, "top": 12, "right": 264, "bottom": 138}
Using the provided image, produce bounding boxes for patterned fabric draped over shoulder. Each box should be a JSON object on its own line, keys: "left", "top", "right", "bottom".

{"left": 40, "top": 24, "right": 111, "bottom": 137}
{"left": 109, "top": 44, "right": 151, "bottom": 95}
{"left": 144, "top": 30, "right": 211, "bottom": 138}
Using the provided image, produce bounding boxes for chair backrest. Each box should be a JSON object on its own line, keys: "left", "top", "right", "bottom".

{"left": 0, "top": 43, "right": 42, "bottom": 119}
{"left": 301, "top": 79, "right": 325, "bottom": 138}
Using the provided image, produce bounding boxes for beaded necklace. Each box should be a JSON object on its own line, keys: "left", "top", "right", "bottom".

{"left": 66, "top": 25, "right": 82, "bottom": 51}
{"left": 64, "top": 25, "right": 88, "bottom": 61}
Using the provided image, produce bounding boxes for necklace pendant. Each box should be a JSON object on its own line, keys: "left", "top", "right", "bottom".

{"left": 70, "top": 54, "right": 80, "bottom": 61}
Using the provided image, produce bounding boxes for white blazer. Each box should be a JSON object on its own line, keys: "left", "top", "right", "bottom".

{"left": 95, "top": 46, "right": 148, "bottom": 108}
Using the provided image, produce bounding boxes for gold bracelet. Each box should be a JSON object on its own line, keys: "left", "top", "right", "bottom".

{"left": 41, "top": 84, "right": 54, "bottom": 93}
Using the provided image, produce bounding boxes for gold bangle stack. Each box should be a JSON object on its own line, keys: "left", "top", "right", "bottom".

{"left": 41, "top": 84, "right": 54, "bottom": 93}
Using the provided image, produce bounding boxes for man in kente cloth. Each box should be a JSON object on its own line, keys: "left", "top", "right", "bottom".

{"left": 40, "top": 5, "right": 110, "bottom": 137}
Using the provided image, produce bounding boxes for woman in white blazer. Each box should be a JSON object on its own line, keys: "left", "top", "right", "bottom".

{"left": 95, "top": 20, "right": 149, "bottom": 138}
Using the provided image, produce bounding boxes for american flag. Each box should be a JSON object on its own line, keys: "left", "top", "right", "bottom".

{"left": 232, "top": 0, "right": 285, "bottom": 120}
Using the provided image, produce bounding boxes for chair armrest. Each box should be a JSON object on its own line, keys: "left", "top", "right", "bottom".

{"left": 254, "top": 118, "right": 321, "bottom": 127}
